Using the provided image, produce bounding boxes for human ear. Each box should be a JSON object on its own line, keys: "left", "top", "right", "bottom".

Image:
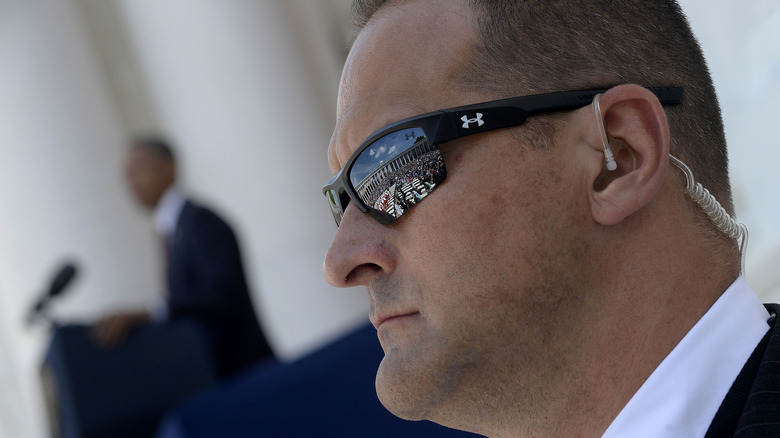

{"left": 588, "top": 84, "right": 671, "bottom": 226}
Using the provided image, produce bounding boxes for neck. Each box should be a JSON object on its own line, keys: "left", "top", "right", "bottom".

{"left": 541, "top": 199, "right": 739, "bottom": 436}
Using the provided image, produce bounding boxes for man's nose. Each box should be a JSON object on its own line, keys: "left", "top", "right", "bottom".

{"left": 323, "top": 203, "right": 397, "bottom": 288}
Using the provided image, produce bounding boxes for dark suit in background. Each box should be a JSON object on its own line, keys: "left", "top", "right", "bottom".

{"left": 167, "top": 200, "right": 274, "bottom": 377}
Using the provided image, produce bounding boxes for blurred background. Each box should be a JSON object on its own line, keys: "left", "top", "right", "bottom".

{"left": 0, "top": 0, "right": 777, "bottom": 436}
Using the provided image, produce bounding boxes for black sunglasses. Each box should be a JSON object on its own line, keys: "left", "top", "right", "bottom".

{"left": 323, "top": 86, "right": 683, "bottom": 226}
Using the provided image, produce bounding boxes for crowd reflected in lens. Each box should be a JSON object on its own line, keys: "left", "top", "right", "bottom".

{"left": 358, "top": 145, "right": 446, "bottom": 219}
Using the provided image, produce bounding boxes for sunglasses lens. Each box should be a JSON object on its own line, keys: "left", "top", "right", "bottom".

{"left": 349, "top": 127, "right": 446, "bottom": 222}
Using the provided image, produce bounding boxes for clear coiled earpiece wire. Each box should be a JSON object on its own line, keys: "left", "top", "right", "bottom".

{"left": 593, "top": 94, "right": 748, "bottom": 274}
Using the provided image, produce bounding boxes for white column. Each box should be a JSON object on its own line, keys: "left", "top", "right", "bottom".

{"left": 0, "top": 0, "right": 161, "bottom": 436}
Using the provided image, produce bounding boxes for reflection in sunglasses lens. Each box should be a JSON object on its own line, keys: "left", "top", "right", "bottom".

{"left": 350, "top": 128, "right": 446, "bottom": 221}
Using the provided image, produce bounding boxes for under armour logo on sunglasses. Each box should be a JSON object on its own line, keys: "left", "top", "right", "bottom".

{"left": 461, "top": 113, "right": 484, "bottom": 129}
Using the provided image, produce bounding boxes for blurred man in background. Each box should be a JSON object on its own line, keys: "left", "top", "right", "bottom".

{"left": 93, "top": 137, "right": 274, "bottom": 378}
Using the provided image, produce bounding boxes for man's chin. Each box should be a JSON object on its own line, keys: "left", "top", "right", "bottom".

{"left": 374, "top": 351, "right": 437, "bottom": 422}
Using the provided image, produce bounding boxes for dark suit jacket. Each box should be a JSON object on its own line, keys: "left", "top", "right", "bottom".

{"left": 167, "top": 201, "right": 274, "bottom": 377}
{"left": 707, "top": 303, "right": 780, "bottom": 437}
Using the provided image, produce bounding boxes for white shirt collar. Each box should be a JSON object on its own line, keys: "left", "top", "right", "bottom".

{"left": 602, "top": 277, "right": 770, "bottom": 438}
{"left": 153, "top": 186, "right": 187, "bottom": 238}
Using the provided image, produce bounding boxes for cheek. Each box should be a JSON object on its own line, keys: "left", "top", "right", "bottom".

{"left": 400, "top": 141, "right": 586, "bottom": 318}
{"left": 134, "top": 181, "right": 154, "bottom": 198}
{"left": 129, "top": 180, "right": 146, "bottom": 197}
{"left": 413, "top": 146, "right": 549, "bottom": 268}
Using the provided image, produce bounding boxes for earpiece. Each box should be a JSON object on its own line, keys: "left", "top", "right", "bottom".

{"left": 593, "top": 94, "right": 617, "bottom": 171}
{"left": 604, "top": 146, "right": 618, "bottom": 171}
{"left": 669, "top": 155, "right": 749, "bottom": 274}
{"left": 591, "top": 92, "right": 748, "bottom": 274}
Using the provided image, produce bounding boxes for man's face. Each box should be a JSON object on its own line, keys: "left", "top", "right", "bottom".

{"left": 125, "top": 148, "right": 174, "bottom": 209}
{"left": 324, "top": 0, "right": 594, "bottom": 428}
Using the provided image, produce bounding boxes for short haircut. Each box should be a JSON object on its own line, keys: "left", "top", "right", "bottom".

{"left": 131, "top": 136, "right": 176, "bottom": 164}
{"left": 351, "top": 0, "right": 733, "bottom": 217}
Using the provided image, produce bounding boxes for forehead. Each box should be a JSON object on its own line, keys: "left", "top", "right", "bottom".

{"left": 126, "top": 147, "right": 168, "bottom": 171}
{"left": 127, "top": 147, "right": 150, "bottom": 164}
{"left": 327, "top": 0, "right": 477, "bottom": 172}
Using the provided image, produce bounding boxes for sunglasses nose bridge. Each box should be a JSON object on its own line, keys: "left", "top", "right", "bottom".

{"left": 322, "top": 182, "right": 344, "bottom": 226}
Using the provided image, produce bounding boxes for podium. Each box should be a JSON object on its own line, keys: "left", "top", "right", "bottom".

{"left": 40, "top": 321, "right": 217, "bottom": 438}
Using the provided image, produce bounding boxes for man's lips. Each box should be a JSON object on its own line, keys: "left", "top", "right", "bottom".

{"left": 371, "top": 311, "right": 420, "bottom": 330}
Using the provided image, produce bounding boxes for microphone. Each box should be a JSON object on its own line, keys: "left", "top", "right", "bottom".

{"left": 28, "top": 262, "right": 79, "bottom": 324}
